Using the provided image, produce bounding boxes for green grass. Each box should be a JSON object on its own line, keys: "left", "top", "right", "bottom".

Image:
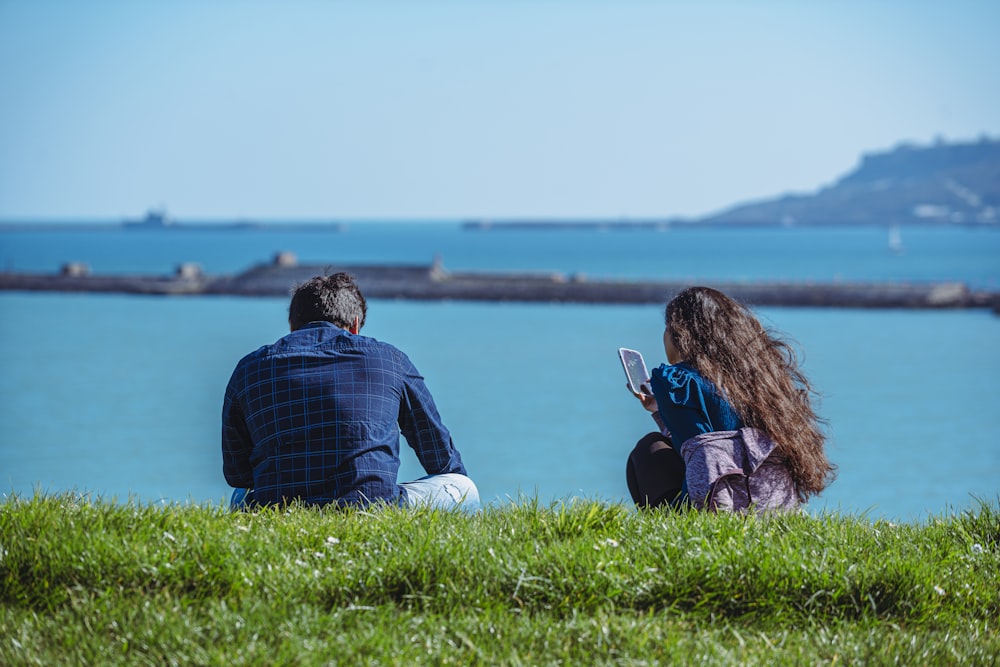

{"left": 2, "top": 494, "right": 998, "bottom": 665}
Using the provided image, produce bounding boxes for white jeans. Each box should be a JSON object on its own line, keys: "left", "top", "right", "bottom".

{"left": 229, "top": 473, "right": 481, "bottom": 511}
{"left": 400, "top": 473, "right": 480, "bottom": 512}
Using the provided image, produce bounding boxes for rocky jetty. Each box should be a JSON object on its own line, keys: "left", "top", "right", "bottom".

{"left": 2, "top": 255, "right": 996, "bottom": 311}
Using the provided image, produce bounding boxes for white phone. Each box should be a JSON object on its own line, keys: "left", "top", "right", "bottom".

{"left": 618, "top": 347, "right": 651, "bottom": 395}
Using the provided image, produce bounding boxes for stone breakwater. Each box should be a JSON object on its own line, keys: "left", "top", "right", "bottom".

{"left": 2, "top": 260, "right": 998, "bottom": 312}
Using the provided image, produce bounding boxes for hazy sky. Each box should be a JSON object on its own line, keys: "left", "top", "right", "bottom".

{"left": 1, "top": 0, "right": 998, "bottom": 221}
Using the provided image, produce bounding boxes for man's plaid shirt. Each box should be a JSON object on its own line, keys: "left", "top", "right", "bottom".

{"left": 222, "top": 321, "right": 467, "bottom": 506}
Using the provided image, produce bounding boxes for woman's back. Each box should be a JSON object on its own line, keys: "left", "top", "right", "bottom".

{"left": 625, "top": 286, "right": 835, "bottom": 510}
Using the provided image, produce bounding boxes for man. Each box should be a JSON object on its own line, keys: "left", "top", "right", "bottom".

{"left": 222, "top": 272, "right": 478, "bottom": 510}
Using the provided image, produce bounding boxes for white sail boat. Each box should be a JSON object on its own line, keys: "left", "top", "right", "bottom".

{"left": 888, "top": 224, "right": 904, "bottom": 254}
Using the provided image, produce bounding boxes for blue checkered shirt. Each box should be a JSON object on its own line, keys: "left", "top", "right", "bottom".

{"left": 222, "top": 321, "right": 467, "bottom": 507}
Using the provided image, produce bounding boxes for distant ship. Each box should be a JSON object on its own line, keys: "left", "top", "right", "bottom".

{"left": 118, "top": 209, "right": 346, "bottom": 231}
{"left": 123, "top": 207, "right": 173, "bottom": 229}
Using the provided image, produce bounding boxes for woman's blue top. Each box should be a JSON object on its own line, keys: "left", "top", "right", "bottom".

{"left": 649, "top": 362, "right": 744, "bottom": 499}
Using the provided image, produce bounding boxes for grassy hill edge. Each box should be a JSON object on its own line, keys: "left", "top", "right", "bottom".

{"left": 2, "top": 494, "right": 998, "bottom": 665}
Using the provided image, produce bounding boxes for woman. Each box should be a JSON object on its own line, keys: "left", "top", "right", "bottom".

{"left": 626, "top": 286, "right": 835, "bottom": 511}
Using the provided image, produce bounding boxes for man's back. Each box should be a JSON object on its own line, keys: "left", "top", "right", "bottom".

{"left": 222, "top": 321, "right": 467, "bottom": 506}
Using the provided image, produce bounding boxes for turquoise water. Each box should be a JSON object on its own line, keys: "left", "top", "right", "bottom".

{"left": 1, "top": 225, "right": 998, "bottom": 520}
{"left": 3, "top": 223, "right": 999, "bottom": 287}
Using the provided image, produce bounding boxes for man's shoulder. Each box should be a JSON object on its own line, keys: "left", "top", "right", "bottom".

{"left": 276, "top": 329, "right": 407, "bottom": 358}
{"left": 348, "top": 333, "right": 409, "bottom": 361}
{"left": 233, "top": 326, "right": 411, "bottom": 368}
{"left": 234, "top": 342, "right": 273, "bottom": 366}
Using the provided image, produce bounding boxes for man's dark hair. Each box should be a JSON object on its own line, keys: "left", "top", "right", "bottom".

{"left": 288, "top": 272, "right": 367, "bottom": 331}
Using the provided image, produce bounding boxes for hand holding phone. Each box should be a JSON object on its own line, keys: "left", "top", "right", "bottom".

{"left": 618, "top": 347, "right": 651, "bottom": 396}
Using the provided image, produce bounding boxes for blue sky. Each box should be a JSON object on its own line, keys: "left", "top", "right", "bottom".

{"left": 1, "top": 0, "right": 998, "bottom": 221}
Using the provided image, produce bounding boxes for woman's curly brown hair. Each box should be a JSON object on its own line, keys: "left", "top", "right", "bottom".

{"left": 666, "top": 286, "right": 836, "bottom": 500}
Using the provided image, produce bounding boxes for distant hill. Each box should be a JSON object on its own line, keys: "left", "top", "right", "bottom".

{"left": 699, "top": 137, "right": 1000, "bottom": 226}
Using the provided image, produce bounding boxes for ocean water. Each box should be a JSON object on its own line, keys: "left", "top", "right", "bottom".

{"left": 3, "top": 223, "right": 1000, "bottom": 287}
{"left": 1, "top": 223, "right": 998, "bottom": 520}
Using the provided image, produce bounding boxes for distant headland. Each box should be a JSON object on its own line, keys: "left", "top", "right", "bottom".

{"left": 464, "top": 136, "right": 1000, "bottom": 230}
